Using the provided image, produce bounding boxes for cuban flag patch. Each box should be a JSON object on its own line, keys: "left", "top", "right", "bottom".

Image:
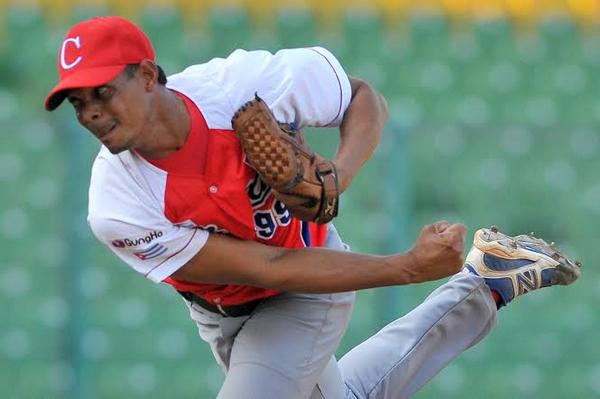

{"left": 134, "top": 243, "right": 168, "bottom": 260}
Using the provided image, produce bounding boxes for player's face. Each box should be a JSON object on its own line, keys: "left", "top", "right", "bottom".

{"left": 66, "top": 69, "right": 152, "bottom": 154}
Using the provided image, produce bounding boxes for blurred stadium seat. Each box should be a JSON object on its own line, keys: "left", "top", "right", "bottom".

{"left": 275, "top": 7, "right": 318, "bottom": 48}
{"left": 1, "top": 1, "right": 599, "bottom": 398}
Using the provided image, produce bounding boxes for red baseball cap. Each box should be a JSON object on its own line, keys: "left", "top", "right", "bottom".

{"left": 45, "top": 16, "right": 155, "bottom": 111}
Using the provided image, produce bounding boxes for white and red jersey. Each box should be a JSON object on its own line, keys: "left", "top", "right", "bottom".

{"left": 87, "top": 47, "right": 352, "bottom": 305}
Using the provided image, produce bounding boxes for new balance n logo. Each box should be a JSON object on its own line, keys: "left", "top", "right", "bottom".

{"left": 516, "top": 269, "right": 540, "bottom": 295}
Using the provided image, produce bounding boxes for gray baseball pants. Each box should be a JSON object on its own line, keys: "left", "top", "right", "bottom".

{"left": 183, "top": 225, "right": 498, "bottom": 398}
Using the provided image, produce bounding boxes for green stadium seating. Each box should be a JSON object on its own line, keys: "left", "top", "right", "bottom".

{"left": 68, "top": 4, "right": 110, "bottom": 22}
{"left": 5, "top": 5, "right": 52, "bottom": 87}
{"left": 208, "top": 6, "right": 251, "bottom": 57}
{"left": 408, "top": 12, "right": 450, "bottom": 60}
{"left": 539, "top": 16, "right": 580, "bottom": 60}
{"left": 472, "top": 17, "right": 515, "bottom": 60}
{"left": 141, "top": 5, "right": 188, "bottom": 73}
{"left": 341, "top": 7, "right": 385, "bottom": 59}
{"left": 275, "top": 8, "right": 318, "bottom": 48}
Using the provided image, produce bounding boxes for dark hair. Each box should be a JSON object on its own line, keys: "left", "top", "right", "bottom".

{"left": 124, "top": 63, "right": 167, "bottom": 85}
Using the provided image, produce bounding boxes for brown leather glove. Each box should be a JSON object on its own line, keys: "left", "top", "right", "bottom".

{"left": 232, "top": 94, "right": 339, "bottom": 224}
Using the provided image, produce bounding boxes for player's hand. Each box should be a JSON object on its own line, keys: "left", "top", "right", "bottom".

{"left": 406, "top": 221, "right": 467, "bottom": 283}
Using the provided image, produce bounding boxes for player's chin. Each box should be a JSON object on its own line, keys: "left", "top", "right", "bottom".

{"left": 103, "top": 140, "right": 129, "bottom": 154}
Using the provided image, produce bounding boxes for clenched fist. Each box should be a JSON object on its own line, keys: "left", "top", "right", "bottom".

{"left": 406, "top": 221, "right": 467, "bottom": 283}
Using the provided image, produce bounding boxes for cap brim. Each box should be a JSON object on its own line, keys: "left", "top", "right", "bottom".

{"left": 44, "top": 64, "right": 127, "bottom": 111}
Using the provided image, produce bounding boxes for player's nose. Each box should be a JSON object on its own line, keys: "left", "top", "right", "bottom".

{"left": 78, "top": 102, "right": 103, "bottom": 126}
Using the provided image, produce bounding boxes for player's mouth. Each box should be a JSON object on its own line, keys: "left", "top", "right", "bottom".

{"left": 98, "top": 123, "right": 118, "bottom": 143}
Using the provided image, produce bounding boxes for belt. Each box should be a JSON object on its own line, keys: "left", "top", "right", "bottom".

{"left": 177, "top": 291, "right": 264, "bottom": 317}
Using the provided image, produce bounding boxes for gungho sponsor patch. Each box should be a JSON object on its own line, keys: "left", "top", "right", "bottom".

{"left": 111, "top": 231, "right": 163, "bottom": 248}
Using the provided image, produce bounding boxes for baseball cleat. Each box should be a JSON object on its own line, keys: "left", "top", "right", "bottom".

{"left": 463, "top": 226, "right": 582, "bottom": 307}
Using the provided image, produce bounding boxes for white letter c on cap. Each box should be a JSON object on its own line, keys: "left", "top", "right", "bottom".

{"left": 60, "top": 36, "right": 83, "bottom": 70}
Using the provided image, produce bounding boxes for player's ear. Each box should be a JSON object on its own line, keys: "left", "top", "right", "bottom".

{"left": 138, "top": 59, "right": 159, "bottom": 91}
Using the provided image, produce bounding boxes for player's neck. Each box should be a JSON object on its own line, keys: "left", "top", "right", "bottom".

{"left": 134, "top": 87, "right": 191, "bottom": 159}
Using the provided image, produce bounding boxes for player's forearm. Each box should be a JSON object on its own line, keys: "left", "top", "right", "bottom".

{"left": 171, "top": 233, "right": 417, "bottom": 292}
{"left": 265, "top": 222, "right": 468, "bottom": 292}
{"left": 335, "top": 77, "right": 388, "bottom": 192}
{"left": 260, "top": 247, "right": 414, "bottom": 292}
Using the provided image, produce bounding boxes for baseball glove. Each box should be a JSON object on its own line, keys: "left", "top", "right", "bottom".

{"left": 231, "top": 94, "right": 339, "bottom": 224}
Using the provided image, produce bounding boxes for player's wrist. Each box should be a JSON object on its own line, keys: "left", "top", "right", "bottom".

{"left": 403, "top": 251, "right": 422, "bottom": 284}
{"left": 384, "top": 252, "right": 419, "bottom": 285}
{"left": 332, "top": 162, "right": 353, "bottom": 193}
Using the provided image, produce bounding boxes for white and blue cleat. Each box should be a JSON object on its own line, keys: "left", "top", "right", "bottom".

{"left": 463, "top": 226, "right": 582, "bottom": 308}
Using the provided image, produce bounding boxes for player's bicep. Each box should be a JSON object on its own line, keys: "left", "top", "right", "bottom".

{"left": 171, "top": 233, "right": 286, "bottom": 287}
